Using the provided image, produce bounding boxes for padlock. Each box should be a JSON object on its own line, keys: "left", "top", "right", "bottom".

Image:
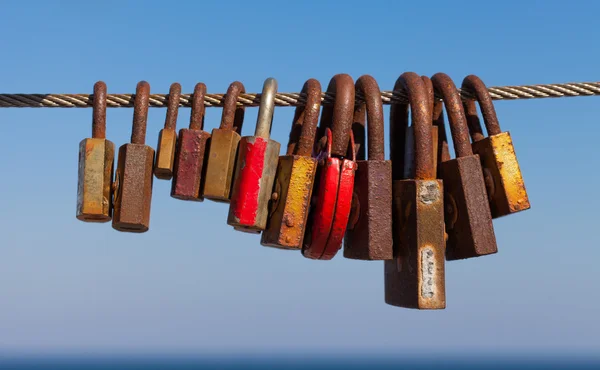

{"left": 112, "top": 81, "right": 155, "bottom": 233}
{"left": 76, "top": 81, "right": 115, "bottom": 222}
{"left": 384, "top": 72, "right": 446, "bottom": 309}
{"left": 171, "top": 83, "right": 211, "bottom": 201}
{"left": 431, "top": 73, "right": 497, "bottom": 260}
{"left": 227, "top": 78, "right": 281, "bottom": 233}
{"left": 261, "top": 79, "right": 321, "bottom": 249}
{"left": 154, "top": 83, "right": 181, "bottom": 180}
{"left": 461, "top": 75, "right": 530, "bottom": 218}
{"left": 303, "top": 74, "right": 357, "bottom": 260}
{"left": 344, "top": 75, "right": 393, "bottom": 261}
{"left": 203, "top": 82, "right": 246, "bottom": 202}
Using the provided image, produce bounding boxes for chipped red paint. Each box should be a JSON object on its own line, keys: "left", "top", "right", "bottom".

{"left": 303, "top": 157, "right": 340, "bottom": 259}
{"left": 230, "top": 137, "right": 268, "bottom": 226}
{"left": 320, "top": 158, "right": 357, "bottom": 260}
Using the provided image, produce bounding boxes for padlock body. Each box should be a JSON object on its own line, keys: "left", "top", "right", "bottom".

{"left": 440, "top": 155, "right": 497, "bottom": 260}
{"left": 76, "top": 138, "right": 115, "bottom": 222}
{"left": 203, "top": 128, "right": 241, "bottom": 202}
{"left": 302, "top": 158, "right": 340, "bottom": 259}
{"left": 385, "top": 179, "right": 446, "bottom": 309}
{"left": 472, "top": 132, "right": 530, "bottom": 218}
{"left": 171, "top": 128, "right": 210, "bottom": 201}
{"left": 112, "top": 143, "right": 155, "bottom": 233}
{"left": 344, "top": 159, "right": 393, "bottom": 260}
{"left": 227, "top": 136, "right": 281, "bottom": 232}
{"left": 154, "top": 128, "right": 177, "bottom": 180}
{"left": 261, "top": 155, "right": 317, "bottom": 249}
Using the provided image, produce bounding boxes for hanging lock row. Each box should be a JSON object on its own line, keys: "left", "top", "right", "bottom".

{"left": 76, "top": 73, "right": 530, "bottom": 309}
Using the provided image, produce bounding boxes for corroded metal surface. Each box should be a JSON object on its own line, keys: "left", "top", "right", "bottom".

{"left": 76, "top": 81, "right": 115, "bottom": 223}
{"left": 432, "top": 73, "right": 497, "bottom": 260}
{"left": 203, "top": 81, "right": 245, "bottom": 202}
{"left": 154, "top": 83, "right": 181, "bottom": 180}
{"left": 76, "top": 138, "right": 114, "bottom": 222}
{"left": 171, "top": 83, "right": 210, "bottom": 201}
{"left": 261, "top": 79, "right": 321, "bottom": 250}
{"left": 318, "top": 74, "right": 355, "bottom": 157}
{"left": 112, "top": 81, "right": 155, "bottom": 233}
{"left": 385, "top": 72, "right": 446, "bottom": 309}
{"left": 228, "top": 78, "right": 281, "bottom": 232}
{"left": 344, "top": 75, "right": 393, "bottom": 261}
{"left": 462, "top": 75, "right": 530, "bottom": 218}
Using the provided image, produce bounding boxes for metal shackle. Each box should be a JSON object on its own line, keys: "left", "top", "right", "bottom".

{"left": 164, "top": 83, "right": 181, "bottom": 131}
{"left": 461, "top": 75, "right": 502, "bottom": 141}
{"left": 219, "top": 81, "right": 246, "bottom": 134}
{"left": 189, "top": 83, "right": 207, "bottom": 130}
{"left": 287, "top": 78, "right": 321, "bottom": 157}
{"left": 396, "top": 72, "right": 434, "bottom": 180}
{"left": 320, "top": 74, "right": 355, "bottom": 157}
{"left": 92, "top": 81, "right": 107, "bottom": 139}
{"left": 131, "top": 81, "right": 151, "bottom": 145}
{"left": 255, "top": 78, "right": 278, "bottom": 139}
{"left": 355, "top": 75, "right": 385, "bottom": 161}
{"left": 431, "top": 73, "right": 473, "bottom": 158}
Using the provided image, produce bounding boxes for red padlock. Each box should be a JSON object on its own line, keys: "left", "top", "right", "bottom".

{"left": 303, "top": 74, "right": 356, "bottom": 260}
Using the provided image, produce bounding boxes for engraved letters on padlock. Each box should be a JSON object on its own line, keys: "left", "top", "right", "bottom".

{"left": 228, "top": 78, "right": 281, "bottom": 233}
{"left": 76, "top": 81, "right": 115, "bottom": 222}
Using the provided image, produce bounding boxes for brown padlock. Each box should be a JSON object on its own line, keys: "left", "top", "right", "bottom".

{"left": 385, "top": 72, "right": 446, "bottom": 309}
{"left": 112, "top": 81, "right": 155, "bottom": 233}
{"left": 76, "top": 81, "right": 115, "bottom": 222}
{"left": 202, "top": 82, "right": 245, "bottom": 202}
{"left": 432, "top": 73, "right": 497, "bottom": 260}
{"left": 461, "top": 75, "right": 530, "bottom": 218}
{"left": 261, "top": 79, "right": 321, "bottom": 249}
{"left": 154, "top": 83, "right": 181, "bottom": 180}
{"left": 344, "top": 75, "right": 393, "bottom": 261}
{"left": 171, "top": 83, "right": 211, "bottom": 201}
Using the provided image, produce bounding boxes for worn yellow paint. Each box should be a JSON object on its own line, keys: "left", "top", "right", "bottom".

{"left": 76, "top": 138, "right": 115, "bottom": 222}
{"left": 261, "top": 155, "right": 317, "bottom": 249}
{"left": 472, "top": 132, "right": 530, "bottom": 217}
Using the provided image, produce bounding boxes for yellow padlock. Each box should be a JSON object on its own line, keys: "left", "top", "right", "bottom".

{"left": 261, "top": 79, "right": 321, "bottom": 249}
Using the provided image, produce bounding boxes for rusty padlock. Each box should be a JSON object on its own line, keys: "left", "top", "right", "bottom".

{"left": 261, "top": 79, "right": 321, "bottom": 249}
{"left": 384, "top": 72, "right": 446, "bottom": 309}
{"left": 344, "top": 75, "right": 393, "bottom": 261}
{"left": 171, "top": 83, "right": 211, "bottom": 201}
{"left": 303, "top": 74, "right": 357, "bottom": 260}
{"left": 227, "top": 78, "right": 281, "bottom": 233}
{"left": 432, "top": 73, "right": 497, "bottom": 260}
{"left": 461, "top": 75, "right": 530, "bottom": 218}
{"left": 154, "top": 83, "right": 181, "bottom": 180}
{"left": 112, "top": 81, "right": 155, "bottom": 233}
{"left": 203, "top": 82, "right": 246, "bottom": 202}
{"left": 76, "top": 81, "right": 115, "bottom": 222}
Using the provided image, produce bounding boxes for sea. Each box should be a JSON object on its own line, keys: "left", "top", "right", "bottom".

{"left": 0, "top": 356, "right": 599, "bottom": 370}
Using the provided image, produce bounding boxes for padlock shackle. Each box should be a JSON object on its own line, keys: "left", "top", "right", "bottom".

{"left": 319, "top": 74, "right": 355, "bottom": 158}
{"left": 219, "top": 81, "right": 246, "bottom": 135}
{"left": 189, "top": 83, "right": 207, "bottom": 131}
{"left": 92, "top": 81, "right": 107, "bottom": 139}
{"left": 395, "top": 72, "right": 435, "bottom": 180}
{"left": 164, "top": 83, "right": 181, "bottom": 131}
{"left": 422, "top": 76, "right": 434, "bottom": 122}
{"left": 355, "top": 75, "right": 385, "bottom": 161}
{"left": 431, "top": 73, "right": 473, "bottom": 158}
{"left": 254, "top": 78, "right": 278, "bottom": 139}
{"left": 461, "top": 75, "right": 502, "bottom": 140}
{"left": 131, "top": 81, "right": 150, "bottom": 145}
{"left": 287, "top": 79, "right": 322, "bottom": 157}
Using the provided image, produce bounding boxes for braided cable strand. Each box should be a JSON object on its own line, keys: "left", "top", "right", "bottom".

{"left": 0, "top": 81, "right": 599, "bottom": 108}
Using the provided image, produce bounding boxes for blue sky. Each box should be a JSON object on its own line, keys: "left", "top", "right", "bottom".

{"left": 0, "top": 0, "right": 598, "bottom": 357}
